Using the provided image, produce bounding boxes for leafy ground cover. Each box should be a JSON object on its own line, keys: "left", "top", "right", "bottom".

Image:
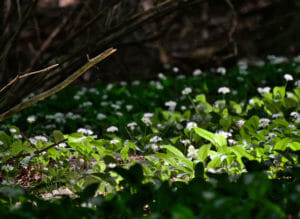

{"left": 0, "top": 56, "right": 300, "bottom": 218}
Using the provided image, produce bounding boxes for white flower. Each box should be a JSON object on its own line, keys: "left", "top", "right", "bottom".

{"left": 106, "top": 83, "right": 113, "bottom": 91}
{"left": 126, "top": 105, "right": 133, "bottom": 111}
{"left": 58, "top": 143, "right": 67, "bottom": 148}
{"left": 268, "top": 132, "right": 277, "bottom": 139}
{"left": 236, "top": 120, "right": 245, "bottom": 129}
{"left": 257, "top": 87, "right": 271, "bottom": 94}
{"left": 9, "top": 128, "right": 17, "bottom": 133}
{"left": 74, "top": 95, "right": 80, "bottom": 100}
{"left": 108, "top": 163, "right": 116, "bottom": 168}
{"left": 293, "top": 55, "right": 300, "bottom": 63}
{"left": 218, "top": 87, "right": 230, "bottom": 94}
{"left": 294, "top": 80, "right": 300, "bottom": 87}
{"left": 215, "top": 130, "right": 232, "bottom": 138}
{"left": 143, "top": 113, "right": 154, "bottom": 118}
{"left": 214, "top": 100, "right": 226, "bottom": 108}
{"left": 150, "top": 136, "right": 162, "bottom": 143}
{"left": 111, "top": 103, "right": 121, "bottom": 110}
{"left": 267, "top": 55, "right": 287, "bottom": 64}
{"left": 151, "top": 144, "right": 160, "bottom": 152}
{"left": 181, "top": 139, "right": 191, "bottom": 145}
{"left": 272, "top": 113, "right": 282, "bottom": 119}
{"left": 141, "top": 117, "right": 152, "bottom": 126}
{"left": 177, "top": 75, "right": 186, "bottom": 80}
{"left": 158, "top": 73, "right": 166, "bottom": 80}
{"left": 181, "top": 106, "right": 187, "bottom": 111}
{"left": 228, "top": 139, "right": 237, "bottom": 145}
{"left": 172, "top": 67, "right": 179, "bottom": 73}
{"left": 110, "top": 139, "right": 120, "bottom": 144}
{"left": 249, "top": 98, "right": 255, "bottom": 105}
{"left": 35, "top": 136, "right": 48, "bottom": 142}
{"left": 182, "top": 87, "right": 192, "bottom": 95}
{"left": 13, "top": 134, "right": 22, "bottom": 139}
{"left": 284, "top": 74, "right": 293, "bottom": 81}
{"left": 290, "top": 112, "right": 300, "bottom": 118}
{"left": 187, "top": 145, "right": 198, "bottom": 160}
{"left": 115, "top": 112, "right": 123, "bottom": 117}
{"left": 216, "top": 67, "right": 226, "bottom": 75}
{"left": 193, "top": 69, "right": 202, "bottom": 76}
{"left": 132, "top": 80, "right": 140, "bottom": 86}
{"left": 288, "top": 125, "right": 296, "bottom": 129}
{"left": 1, "top": 164, "right": 14, "bottom": 172}
{"left": 0, "top": 140, "right": 3, "bottom": 146}
{"left": 238, "top": 61, "right": 248, "bottom": 70}
{"left": 73, "top": 136, "right": 87, "bottom": 143}
{"left": 89, "top": 88, "right": 99, "bottom": 95}
{"left": 97, "top": 113, "right": 106, "bottom": 120}
{"left": 80, "top": 101, "right": 93, "bottom": 108}
{"left": 27, "top": 115, "right": 36, "bottom": 123}
{"left": 186, "top": 122, "right": 197, "bottom": 131}
{"left": 107, "top": 126, "right": 118, "bottom": 133}
{"left": 127, "top": 122, "right": 137, "bottom": 131}
{"left": 77, "top": 128, "right": 93, "bottom": 135}
{"left": 120, "top": 81, "right": 127, "bottom": 86}
{"left": 258, "top": 118, "right": 270, "bottom": 128}
{"left": 165, "top": 101, "right": 177, "bottom": 111}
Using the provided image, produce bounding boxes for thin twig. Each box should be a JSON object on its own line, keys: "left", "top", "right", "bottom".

{"left": 20, "top": 131, "right": 39, "bottom": 150}
{"left": 9, "top": 139, "right": 68, "bottom": 160}
{"left": 0, "top": 48, "right": 116, "bottom": 122}
{"left": 0, "top": 63, "right": 59, "bottom": 95}
{"left": 19, "top": 64, "right": 59, "bottom": 78}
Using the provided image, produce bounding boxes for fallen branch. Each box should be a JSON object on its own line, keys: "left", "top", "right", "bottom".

{"left": 0, "top": 47, "right": 116, "bottom": 122}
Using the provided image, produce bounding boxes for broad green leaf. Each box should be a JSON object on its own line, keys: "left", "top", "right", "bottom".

{"left": 162, "top": 145, "right": 193, "bottom": 171}
{"left": 240, "top": 115, "right": 259, "bottom": 137}
{"left": 162, "top": 145, "right": 185, "bottom": 157}
{"left": 207, "top": 156, "right": 221, "bottom": 169}
{"left": 0, "top": 132, "right": 11, "bottom": 146}
{"left": 289, "top": 142, "right": 300, "bottom": 151}
{"left": 231, "top": 146, "right": 254, "bottom": 160}
{"left": 273, "top": 86, "right": 285, "bottom": 100}
{"left": 53, "top": 130, "right": 65, "bottom": 142}
{"left": 194, "top": 127, "right": 217, "bottom": 146}
{"left": 11, "top": 140, "right": 24, "bottom": 155}
{"left": 120, "top": 145, "right": 130, "bottom": 161}
{"left": 198, "top": 144, "right": 211, "bottom": 162}
{"left": 274, "top": 138, "right": 293, "bottom": 151}
{"left": 155, "top": 153, "right": 193, "bottom": 174}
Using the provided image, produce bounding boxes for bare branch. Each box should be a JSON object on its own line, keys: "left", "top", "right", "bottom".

{"left": 0, "top": 63, "right": 59, "bottom": 95}
{"left": 0, "top": 48, "right": 116, "bottom": 122}
{"left": 8, "top": 139, "right": 68, "bottom": 160}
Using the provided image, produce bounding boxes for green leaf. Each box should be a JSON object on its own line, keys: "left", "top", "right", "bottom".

{"left": 11, "top": 140, "right": 24, "bottom": 155}
{"left": 231, "top": 146, "right": 254, "bottom": 160}
{"left": 194, "top": 127, "right": 217, "bottom": 146}
{"left": 274, "top": 138, "right": 293, "bottom": 151}
{"left": 240, "top": 116, "right": 259, "bottom": 137}
{"left": 162, "top": 145, "right": 194, "bottom": 171}
{"left": 155, "top": 153, "right": 192, "bottom": 174}
{"left": 162, "top": 145, "right": 185, "bottom": 157}
{"left": 0, "top": 132, "right": 11, "bottom": 146}
{"left": 289, "top": 142, "right": 300, "bottom": 151}
{"left": 207, "top": 156, "right": 221, "bottom": 169}
{"left": 53, "top": 130, "right": 65, "bottom": 142}
{"left": 120, "top": 145, "right": 130, "bottom": 161}
{"left": 198, "top": 144, "right": 211, "bottom": 162}
{"left": 273, "top": 86, "right": 285, "bottom": 100}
